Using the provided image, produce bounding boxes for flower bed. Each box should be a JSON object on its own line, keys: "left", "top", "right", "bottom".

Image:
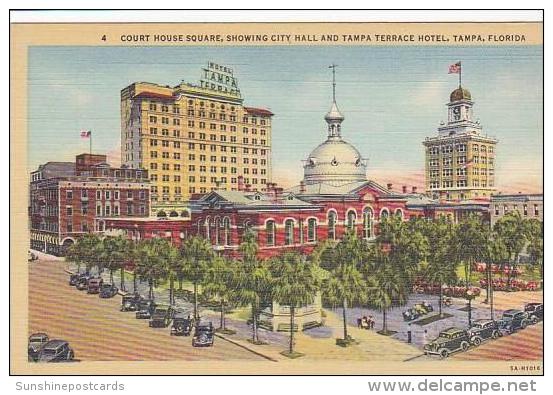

{"left": 479, "top": 278, "right": 540, "bottom": 291}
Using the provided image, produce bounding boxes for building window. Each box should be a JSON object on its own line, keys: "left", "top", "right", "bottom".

{"left": 266, "top": 220, "right": 275, "bottom": 246}
{"left": 66, "top": 206, "right": 73, "bottom": 216}
{"left": 523, "top": 204, "right": 528, "bottom": 216}
{"left": 394, "top": 208, "right": 403, "bottom": 219}
{"left": 223, "top": 217, "right": 231, "bottom": 246}
{"left": 284, "top": 219, "right": 294, "bottom": 246}
{"left": 495, "top": 205, "right": 500, "bottom": 216}
{"left": 362, "top": 207, "right": 373, "bottom": 239}
{"left": 328, "top": 211, "right": 337, "bottom": 240}
{"left": 346, "top": 210, "right": 356, "bottom": 231}
{"left": 307, "top": 218, "right": 317, "bottom": 243}
{"left": 534, "top": 204, "right": 539, "bottom": 216}
{"left": 380, "top": 208, "right": 389, "bottom": 220}
{"left": 66, "top": 190, "right": 73, "bottom": 200}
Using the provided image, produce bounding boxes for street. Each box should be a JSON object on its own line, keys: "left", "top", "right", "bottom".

{"left": 28, "top": 259, "right": 263, "bottom": 362}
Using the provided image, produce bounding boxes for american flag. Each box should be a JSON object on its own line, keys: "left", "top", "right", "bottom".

{"left": 448, "top": 62, "right": 461, "bottom": 74}
{"left": 461, "top": 159, "right": 473, "bottom": 169}
{"left": 80, "top": 130, "right": 91, "bottom": 138}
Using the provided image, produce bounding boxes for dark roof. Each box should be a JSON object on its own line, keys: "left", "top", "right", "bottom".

{"left": 133, "top": 92, "right": 175, "bottom": 101}
{"left": 244, "top": 106, "right": 273, "bottom": 117}
{"left": 35, "top": 162, "right": 75, "bottom": 179}
{"left": 43, "top": 339, "right": 68, "bottom": 348}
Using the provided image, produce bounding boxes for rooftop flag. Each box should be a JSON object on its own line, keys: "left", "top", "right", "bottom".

{"left": 448, "top": 62, "right": 461, "bottom": 74}
{"left": 80, "top": 130, "right": 91, "bottom": 138}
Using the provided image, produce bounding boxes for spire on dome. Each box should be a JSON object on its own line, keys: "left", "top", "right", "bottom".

{"left": 325, "top": 64, "right": 344, "bottom": 139}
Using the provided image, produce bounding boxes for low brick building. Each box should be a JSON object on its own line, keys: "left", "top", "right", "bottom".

{"left": 30, "top": 153, "right": 150, "bottom": 255}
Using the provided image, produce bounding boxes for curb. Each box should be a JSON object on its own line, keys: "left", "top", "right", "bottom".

{"left": 214, "top": 333, "right": 279, "bottom": 362}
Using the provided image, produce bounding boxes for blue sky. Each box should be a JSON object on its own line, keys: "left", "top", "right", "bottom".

{"left": 28, "top": 45, "right": 543, "bottom": 192}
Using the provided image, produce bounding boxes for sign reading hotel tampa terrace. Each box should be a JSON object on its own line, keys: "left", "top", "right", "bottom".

{"left": 200, "top": 61, "right": 241, "bottom": 98}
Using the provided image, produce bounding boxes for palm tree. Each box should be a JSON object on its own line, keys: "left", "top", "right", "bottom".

{"left": 203, "top": 256, "right": 238, "bottom": 331}
{"left": 68, "top": 233, "right": 102, "bottom": 274}
{"left": 371, "top": 253, "right": 409, "bottom": 334}
{"left": 181, "top": 236, "right": 213, "bottom": 321}
{"left": 235, "top": 229, "right": 271, "bottom": 344}
{"left": 271, "top": 252, "right": 319, "bottom": 356}
{"left": 482, "top": 231, "right": 509, "bottom": 320}
{"left": 493, "top": 211, "right": 527, "bottom": 289}
{"left": 425, "top": 261, "right": 456, "bottom": 317}
{"left": 102, "top": 236, "right": 129, "bottom": 287}
{"left": 134, "top": 239, "right": 166, "bottom": 300}
{"left": 454, "top": 214, "right": 488, "bottom": 326}
{"left": 160, "top": 240, "right": 180, "bottom": 306}
{"left": 322, "top": 231, "right": 367, "bottom": 343}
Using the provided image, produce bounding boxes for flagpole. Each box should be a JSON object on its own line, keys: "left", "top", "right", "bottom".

{"left": 90, "top": 131, "right": 92, "bottom": 154}
{"left": 459, "top": 61, "right": 462, "bottom": 88}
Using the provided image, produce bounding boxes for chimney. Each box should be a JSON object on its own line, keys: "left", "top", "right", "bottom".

{"left": 300, "top": 180, "right": 306, "bottom": 194}
{"left": 412, "top": 186, "right": 418, "bottom": 194}
{"left": 237, "top": 175, "right": 244, "bottom": 191}
{"left": 387, "top": 183, "right": 393, "bottom": 191}
{"left": 275, "top": 187, "right": 284, "bottom": 199}
{"left": 402, "top": 185, "right": 407, "bottom": 194}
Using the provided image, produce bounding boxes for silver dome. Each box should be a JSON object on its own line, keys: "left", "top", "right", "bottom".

{"left": 304, "top": 138, "right": 367, "bottom": 186}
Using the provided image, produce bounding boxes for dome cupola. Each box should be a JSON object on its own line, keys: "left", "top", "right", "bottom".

{"left": 303, "top": 65, "right": 367, "bottom": 186}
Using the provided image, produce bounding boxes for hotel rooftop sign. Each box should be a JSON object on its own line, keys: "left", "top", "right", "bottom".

{"left": 199, "top": 62, "right": 242, "bottom": 99}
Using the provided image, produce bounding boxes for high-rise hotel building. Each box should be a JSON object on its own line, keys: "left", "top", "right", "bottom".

{"left": 121, "top": 62, "right": 273, "bottom": 214}
{"left": 423, "top": 84, "right": 498, "bottom": 201}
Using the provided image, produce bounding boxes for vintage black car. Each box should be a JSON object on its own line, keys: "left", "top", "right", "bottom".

{"left": 171, "top": 317, "right": 194, "bottom": 336}
{"left": 87, "top": 277, "right": 103, "bottom": 294}
{"left": 99, "top": 283, "right": 118, "bottom": 298}
{"left": 149, "top": 305, "right": 176, "bottom": 328}
{"left": 192, "top": 322, "right": 214, "bottom": 347}
{"left": 121, "top": 293, "right": 143, "bottom": 312}
{"left": 467, "top": 319, "right": 501, "bottom": 346}
{"left": 423, "top": 327, "right": 471, "bottom": 358}
{"left": 524, "top": 303, "right": 543, "bottom": 324}
{"left": 28, "top": 333, "right": 49, "bottom": 362}
{"left": 498, "top": 309, "right": 530, "bottom": 334}
{"left": 36, "top": 340, "right": 74, "bottom": 362}
{"left": 75, "top": 276, "right": 90, "bottom": 291}
{"left": 69, "top": 274, "right": 81, "bottom": 286}
{"left": 135, "top": 300, "right": 156, "bottom": 319}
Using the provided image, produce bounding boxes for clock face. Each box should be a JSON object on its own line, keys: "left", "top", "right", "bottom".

{"left": 453, "top": 106, "right": 460, "bottom": 115}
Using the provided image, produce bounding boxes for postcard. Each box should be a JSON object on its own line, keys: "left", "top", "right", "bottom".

{"left": 10, "top": 10, "right": 543, "bottom": 376}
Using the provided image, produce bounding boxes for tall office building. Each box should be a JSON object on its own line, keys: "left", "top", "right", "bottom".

{"left": 423, "top": 83, "right": 498, "bottom": 201}
{"left": 121, "top": 62, "right": 273, "bottom": 215}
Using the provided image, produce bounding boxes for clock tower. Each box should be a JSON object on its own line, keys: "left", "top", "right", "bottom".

{"left": 422, "top": 78, "right": 498, "bottom": 201}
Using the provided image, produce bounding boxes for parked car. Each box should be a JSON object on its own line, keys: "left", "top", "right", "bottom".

{"left": 149, "top": 305, "right": 176, "bottom": 328}
{"left": 99, "top": 283, "right": 118, "bottom": 298}
{"left": 498, "top": 309, "right": 530, "bottom": 334}
{"left": 36, "top": 340, "right": 74, "bottom": 362}
{"left": 75, "top": 276, "right": 90, "bottom": 291}
{"left": 28, "top": 251, "right": 38, "bottom": 261}
{"left": 121, "top": 293, "right": 143, "bottom": 312}
{"left": 69, "top": 274, "right": 81, "bottom": 286}
{"left": 524, "top": 303, "right": 543, "bottom": 324}
{"left": 28, "top": 333, "right": 49, "bottom": 362}
{"left": 423, "top": 327, "right": 471, "bottom": 358}
{"left": 467, "top": 319, "right": 501, "bottom": 346}
{"left": 86, "top": 277, "right": 103, "bottom": 294}
{"left": 135, "top": 300, "right": 156, "bottom": 319}
{"left": 171, "top": 316, "right": 194, "bottom": 336}
{"left": 192, "top": 322, "right": 214, "bottom": 347}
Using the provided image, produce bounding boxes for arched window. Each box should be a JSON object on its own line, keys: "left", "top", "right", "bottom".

{"left": 394, "top": 208, "right": 403, "bottom": 219}
{"left": 307, "top": 218, "right": 317, "bottom": 242}
{"left": 266, "top": 220, "right": 275, "bottom": 246}
{"left": 214, "top": 218, "right": 221, "bottom": 245}
{"left": 362, "top": 207, "right": 373, "bottom": 239}
{"left": 284, "top": 219, "right": 294, "bottom": 246}
{"left": 327, "top": 211, "right": 337, "bottom": 240}
{"left": 204, "top": 216, "right": 211, "bottom": 240}
{"left": 380, "top": 208, "right": 389, "bottom": 220}
{"left": 347, "top": 210, "right": 356, "bottom": 231}
{"left": 223, "top": 217, "right": 231, "bottom": 246}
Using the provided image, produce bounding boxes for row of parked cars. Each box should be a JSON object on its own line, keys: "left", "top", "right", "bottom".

{"left": 119, "top": 292, "right": 215, "bottom": 347}
{"left": 69, "top": 272, "right": 215, "bottom": 347}
{"left": 69, "top": 273, "right": 119, "bottom": 298}
{"left": 423, "top": 303, "right": 543, "bottom": 359}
